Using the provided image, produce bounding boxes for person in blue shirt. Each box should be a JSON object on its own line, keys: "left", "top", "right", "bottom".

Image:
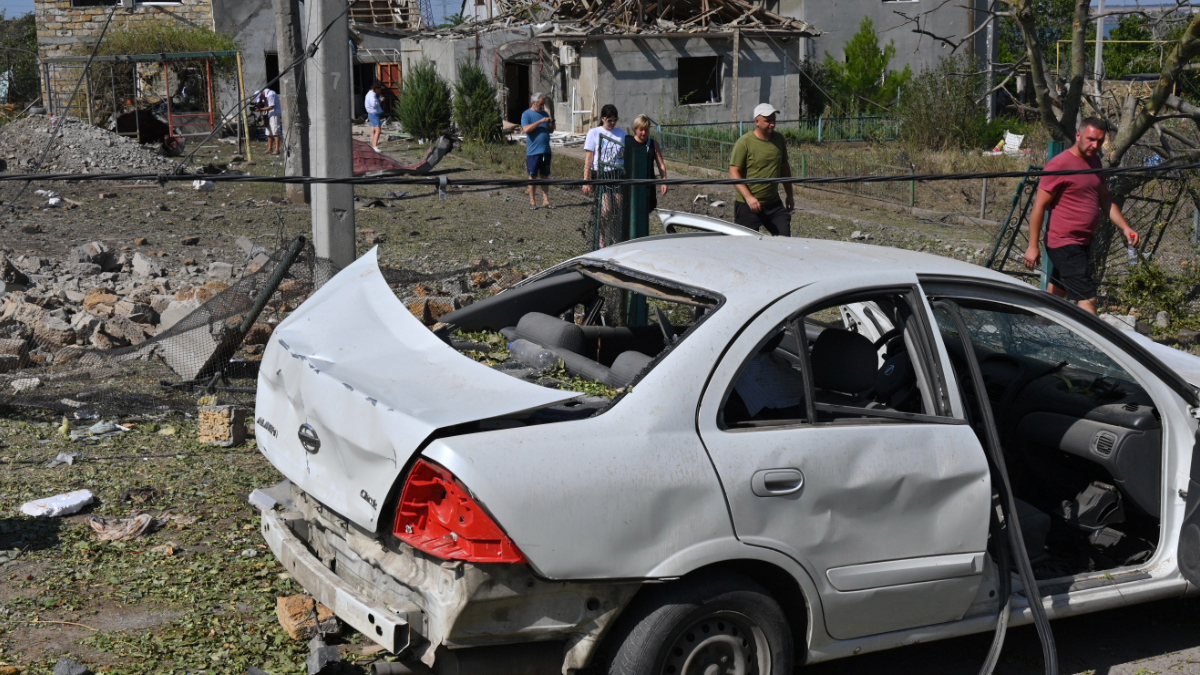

{"left": 521, "top": 92, "right": 555, "bottom": 210}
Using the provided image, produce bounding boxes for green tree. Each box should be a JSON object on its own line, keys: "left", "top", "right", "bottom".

{"left": 0, "top": 12, "right": 39, "bottom": 107}
{"left": 822, "top": 17, "right": 912, "bottom": 115}
{"left": 395, "top": 60, "right": 452, "bottom": 142}
{"left": 439, "top": 13, "right": 466, "bottom": 27}
{"left": 453, "top": 61, "right": 502, "bottom": 142}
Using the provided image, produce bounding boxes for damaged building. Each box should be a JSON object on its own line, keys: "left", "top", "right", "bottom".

{"left": 357, "top": 0, "right": 819, "bottom": 127}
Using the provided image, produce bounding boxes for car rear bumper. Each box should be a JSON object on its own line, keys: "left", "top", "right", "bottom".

{"left": 250, "top": 480, "right": 641, "bottom": 673}
{"left": 256, "top": 490, "right": 421, "bottom": 655}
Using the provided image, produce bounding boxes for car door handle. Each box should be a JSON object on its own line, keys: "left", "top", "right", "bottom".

{"left": 751, "top": 468, "right": 804, "bottom": 497}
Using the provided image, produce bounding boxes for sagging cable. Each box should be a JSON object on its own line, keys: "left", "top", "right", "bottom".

{"left": 933, "top": 300, "right": 1058, "bottom": 675}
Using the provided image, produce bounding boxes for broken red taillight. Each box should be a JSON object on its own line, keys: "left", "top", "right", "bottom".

{"left": 393, "top": 459, "right": 527, "bottom": 563}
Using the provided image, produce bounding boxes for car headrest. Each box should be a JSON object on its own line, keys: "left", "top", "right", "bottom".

{"left": 610, "top": 350, "right": 653, "bottom": 387}
{"left": 810, "top": 328, "right": 876, "bottom": 395}
{"left": 515, "top": 312, "right": 585, "bottom": 354}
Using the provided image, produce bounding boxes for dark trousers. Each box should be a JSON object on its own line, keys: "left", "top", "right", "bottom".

{"left": 734, "top": 199, "right": 791, "bottom": 237}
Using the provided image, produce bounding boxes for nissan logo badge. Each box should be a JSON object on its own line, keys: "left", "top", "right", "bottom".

{"left": 298, "top": 424, "right": 321, "bottom": 454}
{"left": 884, "top": 365, "right": 895, "bottom": 376}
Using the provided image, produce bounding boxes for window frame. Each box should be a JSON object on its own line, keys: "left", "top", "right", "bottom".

{"left": 718, "top": 284, "right": 964, "bottom": 432}
{"left": 920, "top": 275, "right": 1200, "bottom": 408}
{"left": 676, "top": 55, "right": 723, "bottom": 107}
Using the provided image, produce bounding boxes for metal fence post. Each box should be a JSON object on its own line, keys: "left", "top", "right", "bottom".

{"left": 910, "top": 167, "right": 916, "bottom": 208}
{"left": 801, "top": 153, "right": 807, "bottom": 178}
{"left": 817, "top": 118, "right": 822, "bottom": 143}
{"left": 687, "top": 134, "right": 692, "bottom": 166}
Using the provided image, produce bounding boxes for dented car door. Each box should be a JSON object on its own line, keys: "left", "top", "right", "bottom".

{"left": 697, "top": 276, "right": 991, "bottom": 640}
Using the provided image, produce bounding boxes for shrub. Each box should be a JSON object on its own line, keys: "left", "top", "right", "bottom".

{"left": 395, "top": 61, "right": 452, "bottom": 142}
{"left": 897, "top": 54, "right": 1030, "bottom": 151}
{"left": 81, "top": 23, "right": 239, "bottom": 74}
{"left": 822, "top": 17, "right": 911, "bottom": 116}
{"left": 453, "top": 61, "right": 502, "bottom": 142}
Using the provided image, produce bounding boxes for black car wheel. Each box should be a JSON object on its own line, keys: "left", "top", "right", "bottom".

{"left": 604, "top": 573, "right": 792, "bottom": 675}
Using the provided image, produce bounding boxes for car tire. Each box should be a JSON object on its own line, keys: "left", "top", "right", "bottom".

{"left": 602, "top": 573, "right": 793, "bottom": 675}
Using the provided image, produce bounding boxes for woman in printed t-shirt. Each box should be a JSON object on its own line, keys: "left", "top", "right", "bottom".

{"left": 582, "top": 105, "right": 626, "bottom": 246}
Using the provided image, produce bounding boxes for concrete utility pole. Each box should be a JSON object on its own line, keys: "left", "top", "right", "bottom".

{"left": 273, "top": 0, "right": 311, "bottom": 204}
{"left": 307, "top": 0, "right": 356, "bottom": 268}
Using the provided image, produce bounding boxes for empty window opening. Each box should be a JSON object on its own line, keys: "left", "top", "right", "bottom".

{"left": 678, "top": 56, "right": 722, "bottom": 105}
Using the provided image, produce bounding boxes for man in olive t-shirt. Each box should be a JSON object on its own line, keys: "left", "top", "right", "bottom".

{"left": 730, "top": 102, "right": 795, "bottom": 236}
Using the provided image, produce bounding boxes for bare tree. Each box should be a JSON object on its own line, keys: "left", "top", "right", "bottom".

{"left": 892, "top": 0, "right": 1200, "bottom": 166}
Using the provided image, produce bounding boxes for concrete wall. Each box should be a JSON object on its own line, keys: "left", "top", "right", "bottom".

{"left": 781, "top": 0, "right": 987, "bottom": 74}
{"left": 213, "top": 0, "right": 273, "bottom": 107}
{"left": 359, "top": 31, "right": 800, "bottom": 129}
{"left": 34, "top": 0, "right": 274, "bottom": 121}
{"left": 567, "top": 36, "right": 801, "bottom": 126}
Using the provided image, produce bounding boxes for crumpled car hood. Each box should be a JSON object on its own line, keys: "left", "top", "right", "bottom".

{"left": 255, "top": 248, "right": 579, "bottom": 531}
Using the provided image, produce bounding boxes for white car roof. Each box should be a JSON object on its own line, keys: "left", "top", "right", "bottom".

{"left": 579, "top": 234, "right": 1021, "bottom": 300}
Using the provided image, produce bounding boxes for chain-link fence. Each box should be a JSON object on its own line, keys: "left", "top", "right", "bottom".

{"left": 985, "top": 169, "right": 1200, "bottom": 311}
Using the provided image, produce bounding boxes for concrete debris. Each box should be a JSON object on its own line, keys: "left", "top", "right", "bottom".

{"left": 277, "top": 594, "right": 340, "bottom": 640}
{"left": 198, "top": 405, "right": 246, "bottom": 447}
{"left": 52, "top": 657, "right": 91, "bottom": 675}
{"left": 20, "top": 488, "right": 94, "bottom": 517}
{"left": 0, "top": 115, "right": 178, "bottom": 174}
{"left": 306, "top": 636, "right": 343, "bottom": 675}
{"left": 46, "top": 450, "right": 82, "bottom": 467}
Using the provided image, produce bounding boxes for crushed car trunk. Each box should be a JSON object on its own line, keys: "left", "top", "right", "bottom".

{"left": 256, "top": 249, "right": 580, "bottom": 531}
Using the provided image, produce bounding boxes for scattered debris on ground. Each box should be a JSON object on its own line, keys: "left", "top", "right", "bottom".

{"left": 19, "top": 488, "right": 94, "bottom": 517}
{"left": 0, "top": 115, "right": 179, "bottom": 174}
{"left": 86, "top": 513, "right": 155, "bottom": 541}
{"left": 277, "top": 594, "right": 340, "bottom": 641}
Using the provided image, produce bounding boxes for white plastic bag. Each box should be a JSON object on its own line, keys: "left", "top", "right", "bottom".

{"left": 20, "top": 489, "right": 94, "bottom": 517}
{"left": 192, "top": 179, "right": 215, "bottom": 193}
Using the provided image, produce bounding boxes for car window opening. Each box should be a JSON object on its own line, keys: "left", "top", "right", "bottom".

{"left": 722, "top": 291, "right": 940, "bottom": 429}
{"left": 434, "top": 265, "right": 720, "bottom": 424}
{"left": 931, "top": 298, "right": 1162, "bottom": 584}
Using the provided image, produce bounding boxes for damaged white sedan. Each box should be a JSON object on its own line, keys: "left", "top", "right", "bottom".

{"left": 251, "top": 220, "right": 1200, "bottom": 675}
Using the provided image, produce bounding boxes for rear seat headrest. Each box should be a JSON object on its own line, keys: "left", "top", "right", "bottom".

{"left": 610, "top": 351, "right": 653, "bottom": 387}
{"left": 515, "top": 312, "right": 585, "bottom": 354}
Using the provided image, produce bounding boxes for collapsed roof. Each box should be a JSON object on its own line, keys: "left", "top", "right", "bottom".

{"left": 350, "top": 0, "right": 425, "bottom": 30}
{"left": 433, "top": 0, "right": 819, "bottom": 37}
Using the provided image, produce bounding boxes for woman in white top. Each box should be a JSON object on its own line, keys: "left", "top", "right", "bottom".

{"left": 365, "top": 82, "right": 385, "bottom": 151}
{"left": 582, "top": 104, "right": 626, "bottom": 197}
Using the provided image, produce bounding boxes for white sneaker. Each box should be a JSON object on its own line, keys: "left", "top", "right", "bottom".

{"left": 372, "top": 146, "right": 380, "bottom": 152}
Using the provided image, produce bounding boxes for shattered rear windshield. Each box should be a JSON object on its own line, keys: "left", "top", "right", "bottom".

{"left": 433, "top": 263, "right": 721, "bottom": 406}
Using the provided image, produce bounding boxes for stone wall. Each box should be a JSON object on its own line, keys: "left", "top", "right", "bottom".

{"left": 35, "top": 0, "right": 217, "bottom": 113}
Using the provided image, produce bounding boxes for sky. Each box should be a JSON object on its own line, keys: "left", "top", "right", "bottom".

{"left": 0, "top": 0, "right": 32, "bottom": 18}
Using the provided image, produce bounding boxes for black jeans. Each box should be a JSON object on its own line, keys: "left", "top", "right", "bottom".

{"left": 734, "top": 199, "right": 791, "bottom": 237}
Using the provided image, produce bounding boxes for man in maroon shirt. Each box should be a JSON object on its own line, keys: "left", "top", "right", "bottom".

{"left": 1024, "top": 118, "right": 1140, "bottom": 314}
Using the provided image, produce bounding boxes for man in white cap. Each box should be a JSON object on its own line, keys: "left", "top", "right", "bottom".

{"left": 729, "top": 103, "right": 794, "bottom": 236}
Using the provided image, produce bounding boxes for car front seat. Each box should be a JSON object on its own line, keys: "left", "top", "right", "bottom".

{"left": 810, "top": 328, "right": 877, "bottom": 405}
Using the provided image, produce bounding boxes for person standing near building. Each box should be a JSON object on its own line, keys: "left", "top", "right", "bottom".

{"left": 521, "top": 92, "right": 555, "bottom": 210}
{"left": 729, "top": 103, "right": 794, "bottom": 236}
{"left": 582, "top": 105, "right": 626, "bottom": 197}
{"left": 630, "top": 114, "right": 668, "bottom": 213}
{"left": 257, "top": 87, "right": 282, "bottom": 155}
{"left": 366, "top": 82, "right": 385, "bottom": 152}
{"left": 1024, "top": 118, "right": 1140, "bottom": 315}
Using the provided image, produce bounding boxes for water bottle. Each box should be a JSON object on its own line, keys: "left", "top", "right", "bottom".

{"left": 508, "top": 339, "right": 560, "bottom": 371}
{"left": 1127, "top": 245, "right": 1138, "bottom": 266}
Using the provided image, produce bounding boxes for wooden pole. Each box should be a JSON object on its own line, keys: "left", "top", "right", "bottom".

{"left": 236, "top": 52, "right": 252, "bottom": 162}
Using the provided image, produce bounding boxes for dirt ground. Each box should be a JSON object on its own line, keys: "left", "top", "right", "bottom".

{"left": 0, "top": 129, "right": 1182, "bottom": 675}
